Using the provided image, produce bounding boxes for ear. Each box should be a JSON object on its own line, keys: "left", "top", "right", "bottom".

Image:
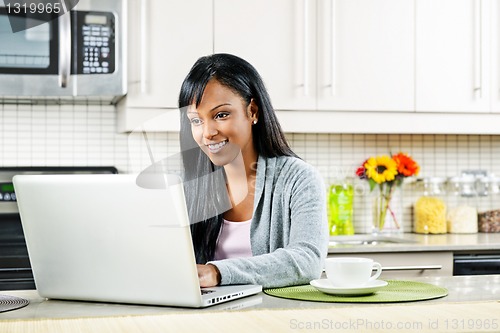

{"left": 248, "top": 98, "right": 259, "bottom": 123}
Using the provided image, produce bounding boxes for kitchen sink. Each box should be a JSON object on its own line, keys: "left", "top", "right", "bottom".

{"left": 329, "top": 235, "right": 417, "bottom": 246}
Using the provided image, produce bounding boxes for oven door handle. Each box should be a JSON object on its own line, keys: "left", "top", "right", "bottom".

{"left": 455, "top": 258, "right": 500, "bottom": 264}
{"left": 58, "top": 9, "right": 71, "bottom": 88}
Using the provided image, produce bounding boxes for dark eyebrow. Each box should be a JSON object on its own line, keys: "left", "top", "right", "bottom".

{"left": 210, "top": 103, "right": 231, "bottom": 112}
{"left": 187, "top": 103, "right": 232, "bottom": 116}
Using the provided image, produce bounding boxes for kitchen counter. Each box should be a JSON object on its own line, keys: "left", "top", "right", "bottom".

{"left": 0, "top": 276, "right": 499, "bottom": 332}
{"left": 329, "top": 233, "right": 500, "bottom": 254}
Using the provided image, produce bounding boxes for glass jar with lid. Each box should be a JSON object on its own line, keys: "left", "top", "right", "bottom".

{"left": 446, "top": 176, "right": 478, "bottom": 233}
{"left": 477, "top": 176, "right": 500, "bottom": 233}
{"left": 413, "top": 177, "right": 447, "bottom": 234}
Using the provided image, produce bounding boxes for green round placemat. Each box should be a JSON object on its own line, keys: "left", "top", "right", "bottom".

{"left": 264, "top": 280, "right": 448, "bottom": 303}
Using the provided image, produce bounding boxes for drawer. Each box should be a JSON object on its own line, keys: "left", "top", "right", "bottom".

{"left": 327, "top": 252, "right": 453, "bottom": 279}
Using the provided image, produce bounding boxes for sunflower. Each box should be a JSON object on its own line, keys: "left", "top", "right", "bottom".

{"left": 393, "top": 152, "right": 420, "bottom": 177}
{"left": 364, "top": 156, "right": 398, "bottom": 184}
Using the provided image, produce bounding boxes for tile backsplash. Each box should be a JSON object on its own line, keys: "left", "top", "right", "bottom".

{"left": 290, "top": 133, "right": 500, "bottom": 233}
{"left": 2, "top": 103, "right": 500, "bottom": 233}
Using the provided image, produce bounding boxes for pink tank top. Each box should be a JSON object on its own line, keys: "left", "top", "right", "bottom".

{"left": 214, "top": 218, "right": 252, "bottom": 260}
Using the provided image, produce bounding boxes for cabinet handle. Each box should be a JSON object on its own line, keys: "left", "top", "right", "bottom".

{"left": 322, "top": 265, "right": 442, "bottom": 273}
{"left": 303, "top": 0, "right": 309, "bottom": 97}
{"left": 58, "top": 4, "right": 71, "bottom": 88}
{"left": 330, "top": 0, "right": 336, "bottom": 96}
{"left": 140, "top": 0, "right": 148, "bottom": 94}
{"left": 474, "top": 0, "right": 482, "bottom": 98}
{"left": 380, "top": 265, "right": 442, "bottom": 271}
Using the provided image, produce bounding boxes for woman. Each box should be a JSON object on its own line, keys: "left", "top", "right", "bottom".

{"left": 178, "top": 53, "right": 328, "bottom": 288}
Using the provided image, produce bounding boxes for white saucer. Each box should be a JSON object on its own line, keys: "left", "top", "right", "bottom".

{"left": 310, "top": 279, "right": 388, "bottom": 296}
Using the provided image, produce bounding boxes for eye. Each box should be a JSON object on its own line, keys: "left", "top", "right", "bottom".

{"left": 189, "top": 117, "right": 202, "bottom": 126}
{"left": 214, "top": 112, "right": 230, "bottom": 120}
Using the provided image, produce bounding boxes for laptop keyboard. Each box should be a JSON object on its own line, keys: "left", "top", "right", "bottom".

{"left": 201, "top": 289, "right": 215, "bottom": 295}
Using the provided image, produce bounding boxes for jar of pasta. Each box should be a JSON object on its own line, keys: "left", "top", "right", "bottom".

{"left": 414, "top": 177, "right": 447, "bottom": 234}
{"left": 477, "top": 176, "right": 500, "bottom": 233}
{"left": 447, "top": 176, "right": 478, "bottom": 233}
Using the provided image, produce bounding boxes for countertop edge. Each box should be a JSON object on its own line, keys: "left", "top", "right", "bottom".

{"left": 328, "top": 233, "right": 500, "bottom": 254}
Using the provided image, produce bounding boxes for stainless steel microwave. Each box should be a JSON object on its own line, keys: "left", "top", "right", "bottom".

{"left": 0, "top": 0, "right": 126, "bottom": 103}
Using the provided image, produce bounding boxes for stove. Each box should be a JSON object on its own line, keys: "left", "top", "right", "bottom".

{"left": 0, "top": 166, "right": 117, "bottom": 290}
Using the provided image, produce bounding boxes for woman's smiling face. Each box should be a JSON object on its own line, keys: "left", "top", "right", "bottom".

{"left": 187, "top": 79, "right": 258, "bottom": 167}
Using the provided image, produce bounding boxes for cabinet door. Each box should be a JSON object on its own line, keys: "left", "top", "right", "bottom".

{"left": 492, "top": 0, "right": 500, "bottom": 113}
{"left": 125, "top": 0, "right": 213, "bottom": 109}
{"left": 214, "top": 0, "right": 317, "bottom": 110}
{"left": 317, "top": 0, "right": 414, "bottom": 111}
{"left": 416, "top": 0, "right": 491, "bottom": 113}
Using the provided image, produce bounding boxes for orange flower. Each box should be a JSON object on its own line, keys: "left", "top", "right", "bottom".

{"left": 393, "top": 152, "right": 420, "bottom": 177}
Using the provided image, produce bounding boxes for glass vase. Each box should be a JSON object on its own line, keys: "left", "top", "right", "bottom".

{"left": 372, "top": 184, "right": 403, "bottom": 234}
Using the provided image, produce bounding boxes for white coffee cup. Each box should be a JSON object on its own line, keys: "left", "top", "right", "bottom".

{"left": 324, "top": 257, "right": 382, "bottom": 287}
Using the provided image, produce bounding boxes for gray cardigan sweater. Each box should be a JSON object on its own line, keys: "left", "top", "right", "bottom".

{"left": 208, "top": 155, "right": 329, "bottom": 288}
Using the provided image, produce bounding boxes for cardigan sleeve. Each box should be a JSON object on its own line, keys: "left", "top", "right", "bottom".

{"left": 208, "top": 159, "right": 329, "bottom": 288}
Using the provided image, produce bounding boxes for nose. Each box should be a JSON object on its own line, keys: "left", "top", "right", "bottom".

{"left": 202, "top": 121, "right": 218, "bottom": 140}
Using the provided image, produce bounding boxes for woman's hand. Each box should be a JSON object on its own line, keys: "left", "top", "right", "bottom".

{"left": 197, "top": 264, "right": 221, "bottom": 287}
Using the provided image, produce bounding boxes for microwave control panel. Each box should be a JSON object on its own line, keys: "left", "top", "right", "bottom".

{"left": 75, "top": 11, "right": 115, "bottom": 75}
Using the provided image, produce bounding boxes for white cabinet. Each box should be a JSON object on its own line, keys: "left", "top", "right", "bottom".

{"left": 492, "top": 0, "right": 500, "bottom": 113}
{"left": 214, "top": 0, "right": 499, "bottom": 115}
{"left": 214, "top": 0, "right": 317, "bottom": 110}
{"left": 117, "top": 0, "right": 212, "bottom": 132}
{"left": 118, "top": 0, "right": 500, "bottom": 134}
{"left": 214, "top": 0, "right": 413, "bottom": 112}
{"left": 317, "top": 0, "right": 414, "bottom": 112}
{"left": 416, "top": 0, "right": 491, "bottom": 113}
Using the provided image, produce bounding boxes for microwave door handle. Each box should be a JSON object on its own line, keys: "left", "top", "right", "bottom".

{"left": 58, "top": 12, "right": 71, "bottom": 88}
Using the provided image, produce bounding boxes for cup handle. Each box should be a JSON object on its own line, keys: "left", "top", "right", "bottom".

{"left": 369, "top": 262, "right": 382, "bottom": 281}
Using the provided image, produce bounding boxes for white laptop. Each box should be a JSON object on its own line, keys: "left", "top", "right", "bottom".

{"left": 13, "top": 174, "right": 261, "bottom": 308}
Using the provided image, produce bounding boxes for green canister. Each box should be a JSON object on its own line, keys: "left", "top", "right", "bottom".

{"left": 328, "top": 180, "right": 355, "bottom": 235}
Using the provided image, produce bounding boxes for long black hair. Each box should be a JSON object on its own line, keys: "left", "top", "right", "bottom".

{"left": 178, "top": 53, "right": 297, "bottom": 263}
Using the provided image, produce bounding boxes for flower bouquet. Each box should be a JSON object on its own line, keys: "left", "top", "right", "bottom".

{"left": 356, "top": 152, "right": 420, "bottom": 233}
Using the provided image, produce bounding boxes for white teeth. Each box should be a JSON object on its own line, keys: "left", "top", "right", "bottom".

{"left": 208, "top": 140, "right": 228, "bottom": 151}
